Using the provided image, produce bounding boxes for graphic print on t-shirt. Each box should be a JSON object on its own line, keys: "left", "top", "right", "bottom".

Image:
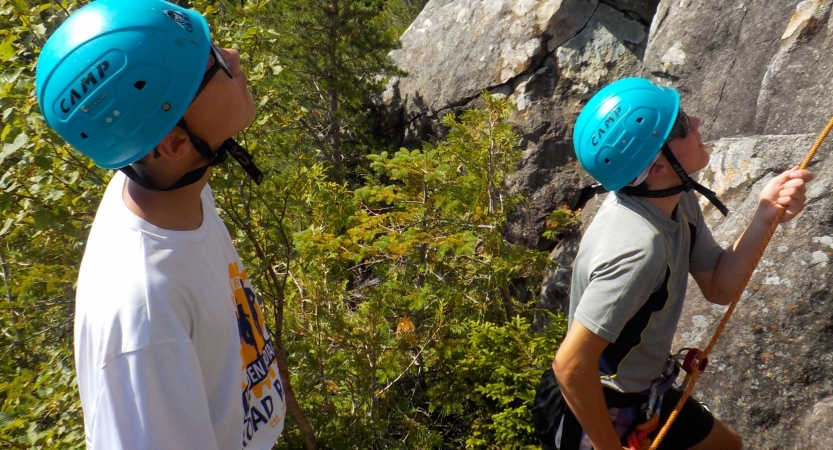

{"left": 229, "top": 263, "right": 286, "bottom": 447}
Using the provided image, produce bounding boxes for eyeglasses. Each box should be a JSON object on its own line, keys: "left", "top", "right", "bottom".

{"left": 194, "top": 42, "right": 233, "bottom": 98}
{"left": 665, "top": 108, "right": 691, "bottom": 143}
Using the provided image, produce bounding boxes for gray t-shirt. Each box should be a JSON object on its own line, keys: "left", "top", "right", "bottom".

{"left": 569, "top": 191, "right": 723, "bottom": 393}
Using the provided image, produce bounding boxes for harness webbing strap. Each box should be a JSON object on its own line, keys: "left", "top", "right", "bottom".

{"left": 607, "top": 361, "right": 680, "bottom": 442}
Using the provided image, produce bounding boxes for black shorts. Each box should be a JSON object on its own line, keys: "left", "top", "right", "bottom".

{"left": 532, "top": 367, "right": 714, "bottom": 450}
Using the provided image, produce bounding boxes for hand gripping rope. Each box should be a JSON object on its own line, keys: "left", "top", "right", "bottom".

{"left": 646, "top": 116, "right": 832, "bottom": 450}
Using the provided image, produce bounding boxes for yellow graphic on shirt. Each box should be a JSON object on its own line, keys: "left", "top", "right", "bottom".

{"left": 229, "top": 263, "right": 286, "bottom": 446}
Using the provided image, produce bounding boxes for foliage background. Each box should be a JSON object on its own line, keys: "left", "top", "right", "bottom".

{"left": 0, "top": 0, "right": 572, "bottom": 448}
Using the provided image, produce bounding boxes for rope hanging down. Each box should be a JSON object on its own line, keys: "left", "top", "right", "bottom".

{"left": 646, "top": 115, "right": 832, "bottom": 450}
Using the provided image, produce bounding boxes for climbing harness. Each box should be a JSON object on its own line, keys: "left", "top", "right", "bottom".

{"left": 644, "top": 115, "right": 832, "bottom": 450}
{"left": 610, "top": 349, "right": 702, "bottom": 450}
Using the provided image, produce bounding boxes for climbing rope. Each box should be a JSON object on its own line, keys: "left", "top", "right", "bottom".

{"left": 628, "top": 412, "right": 659, "bottom": 450}
{"left": 646, "top": 115, "right": 832, "bottom": 450}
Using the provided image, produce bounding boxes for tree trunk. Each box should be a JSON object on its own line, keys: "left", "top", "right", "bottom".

{"left": 275, "top": 341, "right": 319, "bottom": 450}
{"left": 263, "top": 256, "right": 317, "bottom": 449}
{"left": 325, "top": 0, "right": 343, "bottom": 172}
{"left": 0, "top": 244, "right": 11, "bottom": 303}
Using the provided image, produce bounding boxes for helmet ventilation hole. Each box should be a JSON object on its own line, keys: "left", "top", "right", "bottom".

{"left": 636, "top": 117, "right": 644, "bottom": 123}
{"left": 604, "top": 158, "right": 610, "bottom": 164}
{"left": 80, "top": 132, "right": 89, "bottom": 139}
{"left": 134, "top": 80, "right": 146, "bottom": 90}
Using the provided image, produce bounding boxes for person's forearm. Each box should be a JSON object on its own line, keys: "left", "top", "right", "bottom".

{"left": 704, "top": 167, "right": 812, "bottom": 304}
{"left": 553, "top": 362, "right": 624, "bottom": 450}
{"left": 707, "top": 208, "right": 773, "bottom": 304}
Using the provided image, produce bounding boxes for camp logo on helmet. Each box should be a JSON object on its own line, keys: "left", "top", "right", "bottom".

{"left": 163, "top": 9, "right": 193, "bottom": 33}
{"left": 590, "top": 106, "right": 623, "bottom": 146}
{"left": 59, "top": 61, "right": 111, "bottom": 114}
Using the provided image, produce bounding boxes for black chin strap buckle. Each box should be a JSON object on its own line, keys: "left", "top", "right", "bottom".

{"left": 217, "top": 138, "right": 264, "bottom": 185}
{"left": 178, "top": 118, "right": 264, "bottom": 185}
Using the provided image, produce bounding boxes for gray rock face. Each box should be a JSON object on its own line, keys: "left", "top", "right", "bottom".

{"left": 388, "top": 0, "right": 597, "bottom": 114}
{"left": 384, "top": 0, "right": 833, "bottom": 446}
{"left": 647, "top": 1, "right": 833, "bottom": 447}
{"left": 675, "top": 133, "right": 833, "bottom": 449}
{"left": 385, "top": 0, "right": 659, "bottom": 249}
{"left": 796, "top": 396, "right": 833, "bottom": 449}
{"left": 643, "top": 0, "right": 833, "bottom": 141}
{"left": 603, "top": 0, "right": 660, "bottom": 22}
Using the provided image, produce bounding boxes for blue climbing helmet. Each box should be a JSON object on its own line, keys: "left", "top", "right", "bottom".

{"left": 35, "top": 0, "right": 211, "bottom": 169}
{"left": 573, "top": 77, "right": 680, "bottom": 191}
{"left": 573, "top": 78, "right": 728, "bottom": 216}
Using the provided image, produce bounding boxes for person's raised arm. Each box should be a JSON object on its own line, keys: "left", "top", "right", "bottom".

{"left": 553, "top": 321, "right": 628, "bottom": 450}
{"left": 692, "top": 167, "right": 813, "bottom": 305}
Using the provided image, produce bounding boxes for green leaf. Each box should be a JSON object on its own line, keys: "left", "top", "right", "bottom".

{"left": 1, "top": 132, "right": 27, "bottom": 163}
{"left": 33, "top": 155, "right": 52, "bottom": 170}
{"left": 0, "top": 35, "right": 15, "bottom": 62}
{"left": 0, "top": 217, "right": 13, "bottom": 236}
{"left": 0, "top": 67, "right": 25, "bottom": 84}
{"left": 31, "top": 207, "right": 52, "bottom": 230}
{"left": 31, "top": 23, "right": 46, "bottom": 40}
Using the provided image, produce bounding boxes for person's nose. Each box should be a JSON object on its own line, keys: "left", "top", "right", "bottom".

{"left": 689, "top": 115, "right": 702, "bottom": 132}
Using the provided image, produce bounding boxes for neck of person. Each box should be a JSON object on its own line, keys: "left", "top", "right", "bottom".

{"left": 122, "top": 166, "right": 210, "bottom": 231}
{"left": 638, "top": 162, "right": 690, "bottom": 218}
{"left": 644, "top": 194, "right": 682, "bottom": 218}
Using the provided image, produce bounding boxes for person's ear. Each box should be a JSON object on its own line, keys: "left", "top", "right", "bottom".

{"left": 643, "top": 155, "right": 670, "bottom": 186}
{"left": 154, "top": 126, "right": 192, "bottom": 160}
{"left": 650, "top": 156, "right": 669, "bottom": 176}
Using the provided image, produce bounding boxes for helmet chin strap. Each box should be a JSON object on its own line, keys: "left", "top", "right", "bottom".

{"left": 119, "top": 118, "right": 264, "bottom": 192}
{"left": 620, "top": 144, "right": 729, "bottom": 216}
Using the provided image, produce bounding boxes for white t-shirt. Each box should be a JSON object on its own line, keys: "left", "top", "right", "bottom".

{"left": 75, "top": 171, "right": 285, "bottom": 449}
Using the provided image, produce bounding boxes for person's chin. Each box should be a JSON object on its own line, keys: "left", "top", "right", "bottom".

{"left": 691, "top": 159, "right": 710, "bottom": 177}
{"left": 244, "top": 94, "right": 257, "bottom": 122}
{"left": 244, "top": 106, "right": 257, "bottom": 127}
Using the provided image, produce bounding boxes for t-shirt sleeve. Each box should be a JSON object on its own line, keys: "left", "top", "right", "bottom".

{"left": 89, "top": 342, "right": 221, "bottom": 450}
{"left": 574, "top": 234, "right": 666, "bottom": 343}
